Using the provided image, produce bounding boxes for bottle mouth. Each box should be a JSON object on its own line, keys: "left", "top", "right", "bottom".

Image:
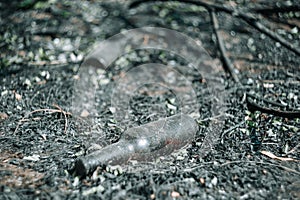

{"left": 73, "top": 158, "right": 88, "bottom": 177}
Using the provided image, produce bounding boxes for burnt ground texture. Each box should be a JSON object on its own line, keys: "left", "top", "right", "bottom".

{"left": 0, "top": 0, "right": 300, "bottom": 199}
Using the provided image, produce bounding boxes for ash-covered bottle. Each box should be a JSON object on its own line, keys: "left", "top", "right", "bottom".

{"left": 74, "top": 114, "right": 198, "bottom": 177}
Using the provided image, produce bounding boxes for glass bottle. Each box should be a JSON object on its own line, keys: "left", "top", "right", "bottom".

{"left": 74, "top": 114, "right": 198, "bottom": 176}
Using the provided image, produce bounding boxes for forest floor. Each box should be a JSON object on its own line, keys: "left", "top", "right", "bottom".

{"left": 0, "top": 0, "right": 300, "bottom": 199}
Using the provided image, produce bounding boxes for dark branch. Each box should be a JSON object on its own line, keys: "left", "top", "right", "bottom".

{"left": 246, "top": 96, "right": 300, "bottom": 119}
{"left": 130, "top": 0, "right": 233, "bottom": 13}
{"left": 246, "top": 93, "right": 287, "bottom": 108}
{"left": 129, "top": 0, "right": 300, "bottom": 56}
{"left": 250, "top": 4, "right": 300, "bottom": 14}
{"left": 210, "top": 11, "right": 240, "bottom": 83}
{"left": 240, "top": 16, "right": 300, "bottom": 57}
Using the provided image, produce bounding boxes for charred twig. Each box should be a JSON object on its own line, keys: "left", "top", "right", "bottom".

{"left": 28, "top": 60, "right": 82, "bottom": 66}
{"left": 184, "top": 160, "right": 300, "bottom": 175}
{"left": 286, "top": 143, "right": 300, "bottom": 155}
{"left": 260, "top": 14, "right": 300, "bottom": 31}
{"left": 53, "top": 104, "right": 69, "bottom": 134}
{"left": 261, "top": 150, "right": 297, "bottom": 161}
{"left": 130, "top": 0, "right": 300, "bottom": 56}
{"left": 210, "top": 11, "right": 240, "bottom": 83}
{"left": 129, "top": 0, "right": 230, "bottom": 12}
{"left": 250, "top": 4, "right": 300, "bottom": 14}
{"left": 239, "top": 16, "right": 300, "bottom": 57}
{"left": 246, "top": 96, "right": 300, "bottom": 119}
{"left": 14, "top": 105, "right": 71, "bottom": 135}
{"left": 197, "top": 113, "right": 234, "bottom": 123}
{"left": 246, "top": 93, "right": 287, "bottom": 108}
{"left": 284, "top": 70, "right": 300, "bottom": 81}
{"left": 262, "top": 79, "right": 300, "bottom": 84}
{"left": 220, "top": 161, "right": 300, "bottom": 175}
{"left": 221, "top": 120, "right": 245, "bottom": 138}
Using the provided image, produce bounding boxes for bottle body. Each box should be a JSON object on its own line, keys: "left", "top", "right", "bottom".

{"left": 74, "top": 114, "right": 198, "bottom": 176}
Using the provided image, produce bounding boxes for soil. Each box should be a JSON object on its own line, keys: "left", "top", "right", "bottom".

{"left": 0, "top": 0, "right": 299, "bottom": 199}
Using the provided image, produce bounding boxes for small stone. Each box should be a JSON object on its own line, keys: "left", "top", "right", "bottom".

{"left": 82, "top": 185, "right": 105, "bottom": 196}
{"left": 24, "top": 79, "right": 31, "bottom": 87}
{"left": 73, "top": 75, "right": 80, "bottom": 80}
{"left": 266, "top": 129, "right": 275, "bottom": 137}
{"left": 176, "top": 155, "right": 185, "bottom": 161}
{"left": 263, "top": 83, "right": 274, "bottom": 88}
{"left": 247, "top": 78, "right": 254, "bottom": 85}
{"left": 35, "top": 76, "right": 41, "bottom": 82}
{"left": 40, "top": 71, "right": 50, "bottom": 79}
{"left": 109, "top": 107, "right": 116, "bottom": 114}
{"left": 291, "top": 27, "right": 298, "bottom": 34}
{"left": 211, "top": 176, "right": 218, "bottom": 186}
{"left": 70, "top": 53, "right": 77, "bottom": 62}
{"left": 1, "top": 90, "right": 8, "bottom": 96}
{"left": 275, "top": 42, "right": 281, "bottom": 47}
{"left": 99, "top": 78, "right": 110, "bottom": 85}
{"left": 72, "top": 176, "right": 80, "bottom": 187}
{"left": 287, "top": 93, "right": 295, "bottom": 100}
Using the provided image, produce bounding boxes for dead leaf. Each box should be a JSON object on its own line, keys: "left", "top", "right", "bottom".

{"left": 80, "top": 109, "right": 90, "bottom": 117}
{"left": 260, "top": 150, "right": 296, "bottom": 161}
{"left": 15, "top": 92, "right": 22, "bottom": 101}
{"left": 199, "top": 177, "right": 205, "bottom": 185}
{"left": 171, "top": 191, "right": 180, "bottom": 198}
{"left": 0, "top": 112, "right": 8, "bottom": 120}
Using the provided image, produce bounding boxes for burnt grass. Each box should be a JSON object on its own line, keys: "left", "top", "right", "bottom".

{"left": 0, "top": 0, "right": 300, "bottom": 199}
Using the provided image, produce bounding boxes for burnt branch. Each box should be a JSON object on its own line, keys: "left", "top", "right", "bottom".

{"left": 129, "top": 0, "right": 232, "bottom": 13}
{"left": 210, "top": 11, "right": 240, "bottom": 83}
{"left": 129, "top": 0, "right": 300, "bottom": 56}
{"left": 246, "top": 96, "right": 300, "bottom": 119}
{"left": 240, "top": 16, "right": 300, "bottom": 57}
{"left": 250, "top": 4, "right": 300, "bottom": 14}
{"left": 246, "top": 93, "right": 287, "bottom": 108}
